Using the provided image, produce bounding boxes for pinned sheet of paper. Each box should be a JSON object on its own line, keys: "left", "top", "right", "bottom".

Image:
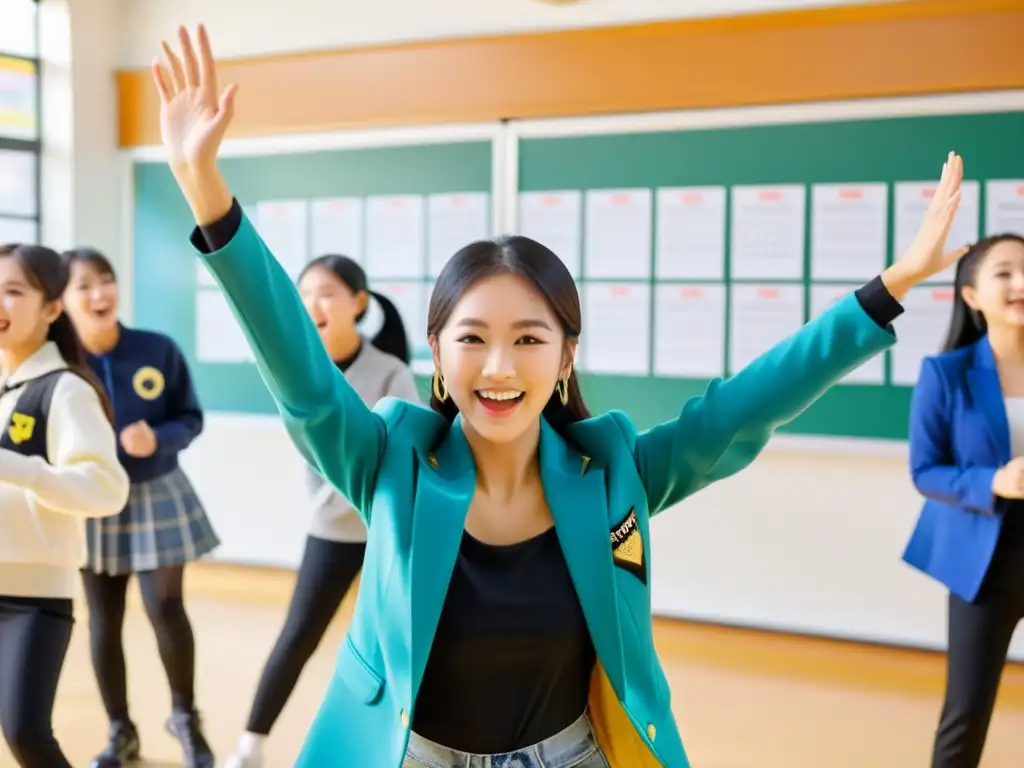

{"left": 894, "top": 180, "right": 979, "bottom": 284}
{"left": 428, "top": 193, "right": 489, "bottom": 277}
{"left": 891, "top": 286, "right": 955, "bottom": 385}
{"left": 653, "top": 283, "right": 726, "bottom": 378}
{"left": 582, "top": 283, "right": 651, "bottom": 375}
{"left": 728, "top": 283, "right": 805, "bottom": 374}
{"left": 195, "top": 289, "right": 254, "bottom": 363}
{"left": 985, "top": 180, "right": 1024, "bottom": 236}
{"left": 365, "top": 195, "right": 425, "bottom": 280}
{"left": 255, "top": 200, "right": 309, "bottom": 281}
{"left": 518, "top": 191, "right": 582, "bottom": 277}
{"left": 809, "top": 284, "right": 884, "bottom": 384}
{"left": 584, "top": 188, "right": 652, "bottom": 279}
{"left": 730, "top": 185, "right": 806, "bottom": 280}
{"left": 655, "top": 186, "right": 727, "bottom": 280}
{"left": 310, "top": 197, "right": 364, "bottom": 262}
{"left": 810, "top": 183, "right": 888, "bottom": 281}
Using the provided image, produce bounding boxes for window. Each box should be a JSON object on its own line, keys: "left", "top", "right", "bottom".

{"left": 0, "top": 0, "right": 40, "bottom": 245}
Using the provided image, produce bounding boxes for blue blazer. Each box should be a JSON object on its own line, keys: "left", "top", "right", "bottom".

{"left": 904, "top": 336, "right": 1009, "bottom": 603}
{"left": 195, "top": 213, "right": 896, "bottom": 768}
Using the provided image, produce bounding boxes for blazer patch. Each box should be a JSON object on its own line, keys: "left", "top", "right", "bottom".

{"left": 610, "top": 507, "right": 646, "bottom": 585}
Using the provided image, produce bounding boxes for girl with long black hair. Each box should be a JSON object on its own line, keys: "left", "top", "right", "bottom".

{"left": 61, "top": 247, "right": 220, "bottom": 768}
{"left": 904, "top": 232, "right": 1024, "bottom": 768}
{"left": 0, "top": 244, "right": 129, "bottom": 768}
{"left": 225, "top": 254, "right": 420, "bottom": 768}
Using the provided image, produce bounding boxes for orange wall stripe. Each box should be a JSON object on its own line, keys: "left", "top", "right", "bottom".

{"left": 116, "top": 0, "right": 1024, "bottom": 147}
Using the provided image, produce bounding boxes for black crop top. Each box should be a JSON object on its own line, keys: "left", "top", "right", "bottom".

{"left": 195, "top": 197, "right": 906, "bottom": 754}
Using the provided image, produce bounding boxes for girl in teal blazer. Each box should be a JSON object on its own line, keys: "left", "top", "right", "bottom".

{"left": 155, "top": 26, "right": 970, "bottom": 768}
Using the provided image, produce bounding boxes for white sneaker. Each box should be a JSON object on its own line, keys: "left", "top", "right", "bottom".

{"left": 223, "top": 733, "right": 264, "bottom": 768}
{"left": 224, "top": 750, "right": 263, "bottom": 768}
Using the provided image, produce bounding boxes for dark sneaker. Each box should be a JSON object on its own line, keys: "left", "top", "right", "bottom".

{"left": 165, "top": 708, "right": 215, "bottom": 768}
{"left": 89, "top": 720, "right": 140, "bottom": 768}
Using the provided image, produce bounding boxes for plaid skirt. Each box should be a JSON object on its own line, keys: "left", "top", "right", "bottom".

{"left": 83, "top": 466, "right": 220, "bottom": 576}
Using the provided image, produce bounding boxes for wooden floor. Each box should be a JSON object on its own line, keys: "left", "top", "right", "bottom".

{"left": 3, "top": 563, "right": 1022, "bottom": 768}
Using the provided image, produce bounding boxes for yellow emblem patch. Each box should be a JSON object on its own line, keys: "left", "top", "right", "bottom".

{"left": 132, "top": 366, "right": 165, "bottom": 401}
{"left": 7, "top": 412, "right": 35, "bottom": 445}
{"left": 610, "top": 508, "right": 646, "bottom": 585}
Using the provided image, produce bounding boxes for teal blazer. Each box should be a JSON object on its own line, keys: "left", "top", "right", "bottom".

{"left": 194, "top": 210, "right": 897, "bottom": 768}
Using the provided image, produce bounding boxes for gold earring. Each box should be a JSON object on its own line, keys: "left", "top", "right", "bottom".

{"left": 555, "top": 377, "right": 569, "bottom": 406}
{"left": 432, "top": 371, "right": 449, "bottom": 402}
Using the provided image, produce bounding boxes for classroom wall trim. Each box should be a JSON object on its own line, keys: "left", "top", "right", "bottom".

{"left": 114, "top": 0, "right": 1024, "bottom": 147}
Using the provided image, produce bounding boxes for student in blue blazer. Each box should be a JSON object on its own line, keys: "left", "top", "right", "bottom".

{"left": 904, "top": 231, "right": 1024, "bottom": 768}
{"left": 155, "top": 26, "right": 971, "bottom": 768}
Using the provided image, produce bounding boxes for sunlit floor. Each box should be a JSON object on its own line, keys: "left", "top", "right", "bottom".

{"left": 3, "top": 563, "right": 1022, "bottom": 767}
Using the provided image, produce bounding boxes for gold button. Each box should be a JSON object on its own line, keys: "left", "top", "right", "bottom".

{"left": 400, "top": 710, "right": 409, "bottom": 728}
{"left": 427, "top": 454, "right": 439, "bottom": 469}
{"left": 646, "top": 723, "right": 656, "bottom": 741}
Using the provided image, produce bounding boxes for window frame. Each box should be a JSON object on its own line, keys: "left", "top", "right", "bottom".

{"left": 0, "top": 0, "right": 41, "bottom": 242}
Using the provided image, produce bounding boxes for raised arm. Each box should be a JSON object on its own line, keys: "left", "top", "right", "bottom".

{"left": 154, "top": 26, "right": 386, "bottom": 514}
{"left": 638, "top": 152, "right": 971, "bottom": 516}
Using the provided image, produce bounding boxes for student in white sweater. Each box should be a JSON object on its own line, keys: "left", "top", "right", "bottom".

{"left": 0, "top": 244, "right": 130, "bottom": 768}
{"left": 226, "top": 254, "right": 421, "bottom": 768}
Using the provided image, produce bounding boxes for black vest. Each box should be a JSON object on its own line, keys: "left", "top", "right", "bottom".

{"left": 0, "top": 369, "right": 65, "bottom": 463}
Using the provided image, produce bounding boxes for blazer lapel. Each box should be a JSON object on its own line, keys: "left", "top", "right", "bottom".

{"left": 408, "top": 415, "right": 475, "bottom": 703}
{"left": 968, "top": 337, "right": 1011, "bottom": 464}
{"left": 540, "top": 419, "right": 626, "bottom": 696}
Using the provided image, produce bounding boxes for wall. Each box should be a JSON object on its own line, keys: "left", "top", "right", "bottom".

{"left": 38, "top": 0, "right": 122, "bottom": 263}
{"left": 114, "top": 0, "right": 890, "bottom": 67}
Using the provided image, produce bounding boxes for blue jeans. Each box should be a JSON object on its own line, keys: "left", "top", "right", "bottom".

{"left": 403, "top": 712, "right": 610, "bottom": 768}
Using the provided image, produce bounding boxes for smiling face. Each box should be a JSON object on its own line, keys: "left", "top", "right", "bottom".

{"left": 0, "top": 254, "right": 61, "bottom": 357}
{"left": 431, "top": 271, "right": 575, "bottom": 444}
{"left": 298, "top": 264, "right": 367, "bottom": 360}
{"left": 962, "top": 238, "right": 1024, "bottom": 329}
{"left": 63, "top": 258, "right": 119, "bottom": 339}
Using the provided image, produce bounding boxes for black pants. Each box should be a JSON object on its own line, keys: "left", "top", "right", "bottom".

{"left": 246, "top": 535, "right": 366, "bottom": 734}
{"left": 931, "top": 520, "right": 1024, "bottom": 768}
{"left": 0, "top": 596, "right": 74, "bottom": 768}
{"left": 81, "top": 565, "right": 197, "bottom": 722}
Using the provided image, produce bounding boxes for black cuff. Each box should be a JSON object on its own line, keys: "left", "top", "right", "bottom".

{"left": 854, "top": 275, "right": 904, "bottom": 329}
{"left": 189, "top": 198, "right": 243, "bottom": 254}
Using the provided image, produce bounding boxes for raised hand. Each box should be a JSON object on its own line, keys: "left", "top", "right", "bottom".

{"left": 153, "top": 25, "right": 236, "bottom": 172}
{"left": 883, "top": 151, "right": 968, "bottom": 300}
{"left": 120, "top": 420, "right": 157, "bottom": 458}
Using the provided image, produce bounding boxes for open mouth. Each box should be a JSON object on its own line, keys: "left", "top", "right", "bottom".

{"left": 0, "top": 320, "right": 8, "bottom": 332}
{"left": 92, "top": 308, "right": 113, "bottom": 319}
{"left": 315, "top": 320, "right": 328, "bottom": 330}
{"left": 475, "top": 389, "right": 525, "bottom": 415}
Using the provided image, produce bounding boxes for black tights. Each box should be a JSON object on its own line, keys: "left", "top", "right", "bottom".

{"left": 246, "top": 536, "right": 366, "bottom": 734}
{"left": 81, "top": 566, "right": 197, "bottom": 722}
{"left": 0, "top": 597, "right": 74, "bottom": 768}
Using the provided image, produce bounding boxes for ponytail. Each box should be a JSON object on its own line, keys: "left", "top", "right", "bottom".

{"left": 367, "top": 291, "right": 410, "bottom": 364}
{"left": 0, "top": 243, "right": 114, "bottom": 424}
{"left": 942, "top": 233, "right": 1024, "bottom": 353}
{"left": 299, "top": 254, "right": 412, "bottom": 364}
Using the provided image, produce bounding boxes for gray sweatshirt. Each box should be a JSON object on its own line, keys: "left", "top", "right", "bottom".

{"left": 307, "top": 341, "right": 421, "bottom": 542}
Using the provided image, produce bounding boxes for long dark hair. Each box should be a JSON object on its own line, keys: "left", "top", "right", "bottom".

{"left": 300, "top": 255, "right": 410, "bottom": 364}
{"left": 0, "top": 244, "right": 114, "bottom": 423}
{"left": 62, "top": 246, "right": 117, "bottom": 281}
{"left": 942, "top": 233, "right": 1024, "bottom": 352}
{"left": 426, "top": 236, "right": 590, "bottom": 438}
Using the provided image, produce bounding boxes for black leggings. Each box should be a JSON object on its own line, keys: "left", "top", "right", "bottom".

{"left": 0, "top": 596, "right": 74, "bottom": 768}
{"left": 246, "top": 535, "right": 366, "bottom": 735}
{"left": 931, "top": 522, "right": 1024, "bottom": 768}
{"left": 81, "top": 565, "right": 197, "bottom": 722}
